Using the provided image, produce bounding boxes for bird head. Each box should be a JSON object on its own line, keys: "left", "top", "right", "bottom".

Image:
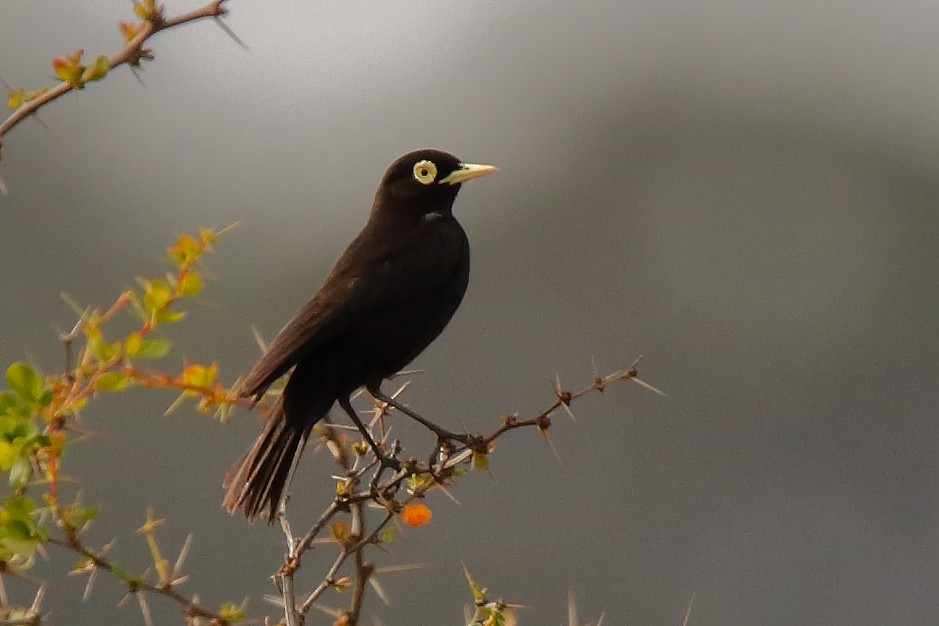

{"left": 375, "top": 149, "right": 497, "bottom": 216}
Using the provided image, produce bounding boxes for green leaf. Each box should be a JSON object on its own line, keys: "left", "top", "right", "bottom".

{"left": 135, "top": 338, "right": 169, "bottom": 359}
{"left": 96, "top": 371, "right": 130, "bottom": 391}
{"left": 124, "top": 331, "right": 143, "bottom": 356}
{"left": 144, "top": 281, "right": 172, "bottom": 311}
{"left": 463, "top": 563, "right": 486, "bottom": 603}
{"left": 9, "top": 421, "right": 38, "bottom": 441}
{"left": 3, "top": 494, "right": 37, "bottom": 518}
{"left": 60, "top": 504, "right": 99, "bottom": 528}
{"left": 478, "top": 607, "right": 505, "bottom": 626}
{"left": 6, "top": 363, "right": 41, "bottom": 402}
{"left": 8, "top": 457, "right": 31, "bottom": 489}
{"left": 0, "top": 391, "right": 19, "bottom": 413}
{"left": 178, "top": 272, "right": 202, "bottom": 296}
{"left": 4, "top": 519, "right": 33, "bottom": 541}
{"left": 155, "top": 309, "right": 185, "bottom": 325}
{"left": 219, "top": 602, "right": 247, "bottom": 622}
{"left": 0, "top": 542, "right": 37, "bottom": 572}
{"left": 473, "top": 452, "right": 489, "bottom": 472}
{"left": 91, "top": 340, "right": 121, "bottom": 363}
{"left": 0, "top": 439, "right": 16, "bottom": 471}
{"left": 37, "top": 389, "right": 53, "bottom": 408}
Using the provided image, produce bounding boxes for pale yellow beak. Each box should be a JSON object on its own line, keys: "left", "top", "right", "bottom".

{"left": 438, "top": 162, "right": 498, "bottom": 185}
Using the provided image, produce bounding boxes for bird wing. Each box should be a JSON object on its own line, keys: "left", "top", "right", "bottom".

{"left": 240, "top": 219, "right": 467, "bottom": 400}
{"left": 239, "top": 273, "right": 357, "bottom": 399}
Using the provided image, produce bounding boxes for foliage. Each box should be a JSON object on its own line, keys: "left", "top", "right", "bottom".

{"left": 0, "top": 227, "right": 245, "bottom": 624}
{"left": 0, "top": 0, "right": 235, "bottom": 171}
{"left": 0, "top": 227, "right": 652, "bottom": 625}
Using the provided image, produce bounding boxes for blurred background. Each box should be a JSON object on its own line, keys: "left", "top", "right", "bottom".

{"left": 2, "top": 1, "right": 939, "bottom": 624}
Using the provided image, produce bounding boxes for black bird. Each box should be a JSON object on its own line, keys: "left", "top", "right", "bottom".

{"left": 223, "top": 148, "right": 497, "bottom": 521}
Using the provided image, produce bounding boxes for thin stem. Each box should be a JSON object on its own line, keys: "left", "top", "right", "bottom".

{"left": 283, "top": 361, "right": 652, "bottom": 623}
{"left": 48, "top": 525, "right": 226, "bottom": 624}
{"left": 0, "top": 0, "right": 232, "bottom": 159}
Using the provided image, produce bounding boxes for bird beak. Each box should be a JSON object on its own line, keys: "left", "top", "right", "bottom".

{"left": 438, "top": 162, "right": 498, "bottom": 185}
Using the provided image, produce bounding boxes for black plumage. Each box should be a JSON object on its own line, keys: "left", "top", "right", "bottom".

{"left": 223, "top": 149, "right": 496, "bottom": 521}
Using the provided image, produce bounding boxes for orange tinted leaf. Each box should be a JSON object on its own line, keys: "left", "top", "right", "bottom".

{"left": 52, "top": 58, "right": 75, "bottom": 83}
{"left": 53, "top": 50, "right": 85, "bottom": 85}
{"left": 180, "top": 363, "right": 218, "bottom": 388}
{"left": 119, "top": 20, "right": 143, "bottom": 41}
{"left": 133, "top": 0, "right": 163, "bottom": 21}
{"left": 167, "top": 234, "right": 200, "bottom": 266}
{"left": 199, "top": 228, "right": 218, "bottom": 247}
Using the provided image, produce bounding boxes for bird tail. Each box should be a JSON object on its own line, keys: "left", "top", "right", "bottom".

{"left": 223, "top": 395, "right": 319, "bottom": 522}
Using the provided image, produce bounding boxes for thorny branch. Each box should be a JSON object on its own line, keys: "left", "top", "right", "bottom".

{"left": 272, "top": 359, "right": 660, "bottom": 626}
{"left": 0, "top": 0, "right": 240, "bottom": 167}
{"left": 48, "top": 520, "right": 230, "bottom": 625}
{"left": 0, "top": 226, "right": 659, "bottom": 625}
{"left": 0, "top": 228, "right": 245, "bottom": 626}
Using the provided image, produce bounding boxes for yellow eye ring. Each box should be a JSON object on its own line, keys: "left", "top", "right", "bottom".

{"left": 413, "top": 160, "right": 437, "bottom": 185}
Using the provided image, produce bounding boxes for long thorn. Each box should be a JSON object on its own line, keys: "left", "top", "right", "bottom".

{"left": 214, "top": 16, "right": 248, "bottom": 50}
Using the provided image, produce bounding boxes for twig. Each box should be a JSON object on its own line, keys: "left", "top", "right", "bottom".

{"left": 0, "top": 0, "right": 236, "bottom": 161}
{"left": 280, "top": 359, "right": 656, "bottom": 624}
{"left": 48, "top": 523, "right": 228, "bottom": 625}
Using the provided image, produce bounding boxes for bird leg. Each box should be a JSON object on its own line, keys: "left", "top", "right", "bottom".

{"left": 367, "top": 385, "right": 469, "bottom": 444}
{"left": 338, "top": 396, "right": 401, "bottom": 471}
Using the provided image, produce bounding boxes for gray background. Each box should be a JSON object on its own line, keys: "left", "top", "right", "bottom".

{"left": 2, "top": 1, "right": 939, "bottom": 624}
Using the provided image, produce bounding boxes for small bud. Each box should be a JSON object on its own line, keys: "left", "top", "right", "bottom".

{"left": 53, "top": 49, "right": 85, "bottom": 87}
{"left": 81, "top": 55, "right": 110, "bottom": 83}
{"left": 119, "top": 20, "right": 144, "bottom": 42}
{"left": 8, "top": 89, "right": 25, "bottom": 109}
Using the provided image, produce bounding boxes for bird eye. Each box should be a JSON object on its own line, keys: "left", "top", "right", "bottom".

{"left": 412, "top": 160, "right": 437, "bottom": 185}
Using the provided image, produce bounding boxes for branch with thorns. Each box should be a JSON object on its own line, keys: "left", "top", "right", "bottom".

{"left": 0, "top": 227, "right": 248, "bottom": 624}
{"left": 0, "top": 0, "right": 245, "bottom": 193}
{"left": 0, "top": 227, "right": 664, "bottom": 626}
{"left": 266, "top": 358, "right": 662, "bottom": 626}
{"left": 47, "top": 511, "right": 233, "bottom": 626}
